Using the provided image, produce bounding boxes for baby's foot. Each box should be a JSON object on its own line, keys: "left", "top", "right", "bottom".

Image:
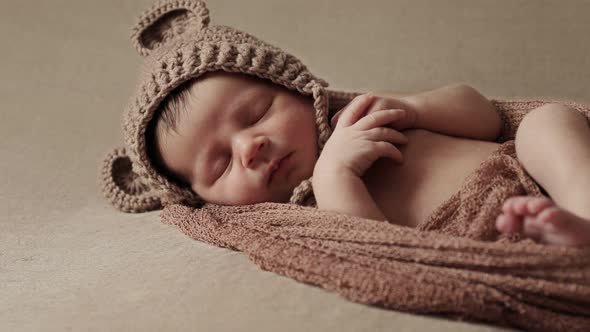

{"left": 495, "top": 196, "right": 590, "bottom": 246}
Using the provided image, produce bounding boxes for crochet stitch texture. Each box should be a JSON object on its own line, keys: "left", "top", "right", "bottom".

{"left": 99, "top": 0, "right": 358, "bottom": 212}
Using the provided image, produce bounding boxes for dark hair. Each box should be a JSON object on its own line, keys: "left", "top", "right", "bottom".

{"left": 145, "top": 78, "right": 198, "bottom": 188}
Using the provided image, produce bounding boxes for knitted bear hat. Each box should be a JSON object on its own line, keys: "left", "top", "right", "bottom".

{"left": 99, "top": 0, "right": 360, "bottom": 213}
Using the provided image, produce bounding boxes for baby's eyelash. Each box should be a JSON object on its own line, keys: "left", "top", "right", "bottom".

{"left": 220, "top": 157, "right": 231, "bottom": 178}
{"left": 224, "top": 157, "right": 231, "bottom": 173}
{"left": 212, "top": 156, "right": 230, "bottom": 182}
{"left": 252, "top": 98, "right": 274, "bottom": 124}
{"left": 252, "top": 108, "right": 266, "bottom": 124}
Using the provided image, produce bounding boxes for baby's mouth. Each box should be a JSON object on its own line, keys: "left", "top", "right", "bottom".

{"left": 267, "top": 152, "right": 292, "bottom": 185}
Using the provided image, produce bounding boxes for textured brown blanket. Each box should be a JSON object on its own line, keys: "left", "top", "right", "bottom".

{"left": 160, "top": 99, "right": 590, "bottom": 331}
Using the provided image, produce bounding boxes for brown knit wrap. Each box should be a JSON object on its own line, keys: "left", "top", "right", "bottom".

{"left": 161, "top": 99, "right": 590, "bottom": 332}
{"left": 99, "top": 0, "right": 360, "bottom": 213}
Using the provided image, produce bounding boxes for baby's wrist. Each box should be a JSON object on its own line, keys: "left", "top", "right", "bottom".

{"left": 313, "top": 162, "right": 352, "bottom": 180}
{"left": 312, "top": 165, "right": 360, "bottom": 190}
{"left": 399, "top": 95, "right": 424, "bottom": 129}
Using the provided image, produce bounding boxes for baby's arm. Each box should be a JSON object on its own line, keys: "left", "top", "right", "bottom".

{"left": 399, "top": 84, "right": 502, "bottom": 141}
{"left": 313, "top": 94, "right": 408, "bottom": 222}
{"left": 313, "top": 172, "right": 387, "bottom": 221}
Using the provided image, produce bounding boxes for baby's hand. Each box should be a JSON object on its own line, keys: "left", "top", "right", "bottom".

{"left": 315, "top": 94, "right": 409, "bottom": 179}
{"left": 330, "top": 93, "right": 417, "bottom": 130}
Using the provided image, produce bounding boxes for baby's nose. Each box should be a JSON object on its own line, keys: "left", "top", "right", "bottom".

{"left": 242, "top": 137, "right": 267, "bottom": 168}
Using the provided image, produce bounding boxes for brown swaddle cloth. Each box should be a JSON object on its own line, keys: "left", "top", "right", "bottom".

{"left": 160, "top": 100, "right": 590, "bottom": 332}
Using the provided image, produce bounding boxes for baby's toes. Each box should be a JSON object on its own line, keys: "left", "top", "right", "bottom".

{"left": 502, "top": 196, "right": 554, "bottom": 216}
{"left": 535, "top": 205, "right": 569, "bottom": 233}
{"left": 527, "top": 206, "right": 590, "bottom": 246}
{"left": 501, "top": 196, "right": 530, "bottom": 215}
{"left": 496, "top": 213, "right": 524, "bottom": 234}
{"left": 521, "top": 206, "right": 564, "bottom": 242}
{"left": 522, "top": 216, "right": 546, "bottom": 241}
{"left": 526, "top": 197, "right": 556, "bottom": 215}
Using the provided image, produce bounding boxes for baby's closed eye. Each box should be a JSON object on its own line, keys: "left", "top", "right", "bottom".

{"left": 212, "top": 155, "right": 231, "bottom": 181}
{"left": 250, "top": 98, "right": 274, "bottom": 125}
{"left": 250, "top": 107, "right": 266, "bottom": 125}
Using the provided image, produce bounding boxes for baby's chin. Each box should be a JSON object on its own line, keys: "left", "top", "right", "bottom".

{"left": 222, "top": 186, "right": 294, "bottom": 205}
{"left": 273, "top": 175, "right": 312, "bottom": 204}
{"left": 257, "top": 177, "right": 300, "bottom": 204}
{"left": 217, "top": 170, "right": 312, "bottom": 205}
{"left": 270, "top": 190, "right": 294, "bottom": 204}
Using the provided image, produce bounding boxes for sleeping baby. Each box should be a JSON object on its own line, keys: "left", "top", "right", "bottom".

{"left": 146, "top": 71, "right": 590, "bottom": 247}
{"left": 102, "top": 0, "right": 590, "bottom": 247}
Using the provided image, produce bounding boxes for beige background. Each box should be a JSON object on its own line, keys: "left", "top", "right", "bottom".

{"left": 2, "top": 0, "right": 589, "bottom": 331}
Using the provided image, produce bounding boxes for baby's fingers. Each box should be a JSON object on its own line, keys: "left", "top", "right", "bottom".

{"left": 366, "top": 127, "right": 408, "bottom": 163}
{"left": 374, "top": 141, "right": 404, "bottom": 163}
{"left": 355, "top": 109, "right": 406, "bottom": 131}
{"left": 366, "top": 127, "right": 409, "bottom": 145}
{"left": 335, "top": 94, "right": 375, "bottom": 129}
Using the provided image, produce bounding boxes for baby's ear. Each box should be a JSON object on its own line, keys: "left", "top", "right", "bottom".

{"left": 130, "top": 0, "right": 210, "bottom": 57}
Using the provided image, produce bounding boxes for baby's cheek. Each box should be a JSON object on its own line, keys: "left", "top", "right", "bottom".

{"left": 223, "top": 174, "right": 270, "bottom": 205}
{"left": 272, "top": 116, "right": 296, "bottom": 133}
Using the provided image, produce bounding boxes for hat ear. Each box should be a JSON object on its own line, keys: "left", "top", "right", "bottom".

{"left": 99, "top": 147, "right": 163, "bottom": 213}
{"left": 131, "top": 0, "right": 210, "bottom": 57}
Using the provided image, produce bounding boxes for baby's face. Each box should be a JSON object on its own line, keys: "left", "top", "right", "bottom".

{"left": 157, "top": 72, "right": 318, "bottom": 205}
